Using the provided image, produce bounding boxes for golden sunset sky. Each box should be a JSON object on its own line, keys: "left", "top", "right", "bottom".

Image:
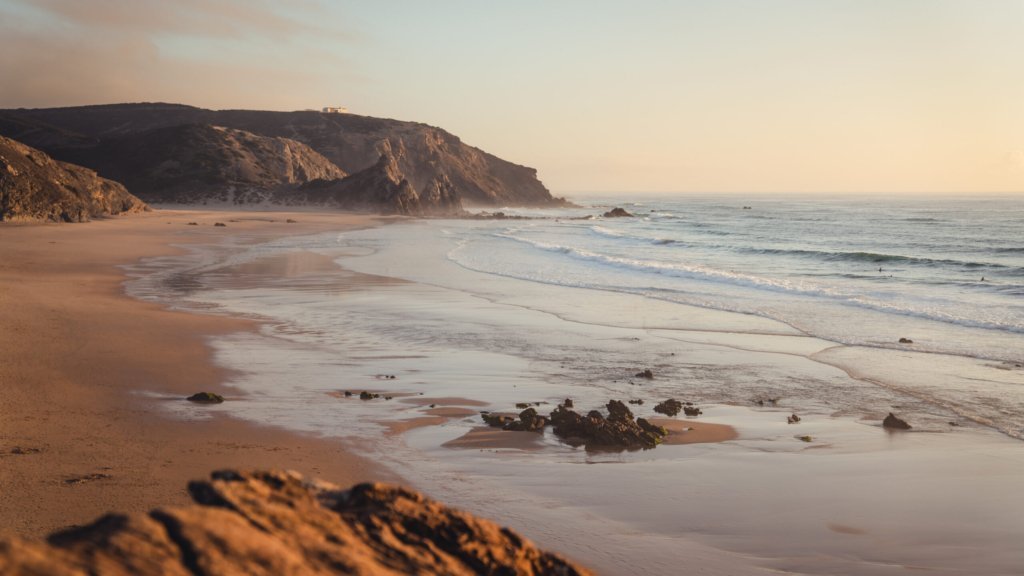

{"left": 1, "top": 0, "right": 1021, "bottom": 194}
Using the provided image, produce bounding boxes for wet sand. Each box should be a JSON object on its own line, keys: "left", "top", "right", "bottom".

{"left": 443, "top": 427, "right": 546, "bottom": 450}
{"left": 649, "top": 417, "right": 739, "bottom": 444}
{"left": 0, "top": 210, "right": 394, "bottom": 538}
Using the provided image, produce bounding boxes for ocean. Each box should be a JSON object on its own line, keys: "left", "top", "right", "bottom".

{"left": 453, "top": 195, "right": 1024, "bottom": 363}
{"left": 126, "top": 194, "right": 1024, "bottom": 574}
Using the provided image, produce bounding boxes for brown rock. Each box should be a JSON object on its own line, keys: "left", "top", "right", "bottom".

{"left": 883, "top": 412, "right": 912, "bottom": 430}
{"left": 0, "top": 135, "right": 147, "bottom": 222}
{"left": 0, "top": 103, "right": 566, "bottom": 208}
{"left": 0, "top": 470, "right": 591, "bottom": 575}
{"left": 653, "top": 399, "right": 683, "bottom": 417}
{"left": 548, "top": 401, "right": 668, "bottom": 452}
{"left": 603, "top": 207, "right": 634, "bottom": 218}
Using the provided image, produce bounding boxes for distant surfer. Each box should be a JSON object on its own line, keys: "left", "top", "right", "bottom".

{"left": 981, "top": 276, "right": 986, "bottom": 282}
{"left": 878, "top": 267, "right": 882, "bottom": 272}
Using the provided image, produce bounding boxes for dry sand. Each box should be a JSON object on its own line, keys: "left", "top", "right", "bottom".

{"left": 0, "top": 209, "right": 395, "bottom": 538}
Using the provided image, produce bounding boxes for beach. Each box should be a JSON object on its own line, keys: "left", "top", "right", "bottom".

{"left": 0, "top": 210, "right": 391, "bottom": 538}
{"left": 3, "top": 202, "right": 1024, "bottom": 575}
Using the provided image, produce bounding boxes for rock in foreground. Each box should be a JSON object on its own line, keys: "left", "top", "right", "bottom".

{"left": 0, "top": 135, "right": 148, "bottom": 222}
{"left": 0, "top": 469, "right": 591, "bottom": 576}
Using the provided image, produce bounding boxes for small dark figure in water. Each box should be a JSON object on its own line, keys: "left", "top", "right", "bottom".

{"left": 981, "top": 276, "right": 986, "bottom": 282}
{"left": 878, "top": 267, "right": 882, "bottom": 272}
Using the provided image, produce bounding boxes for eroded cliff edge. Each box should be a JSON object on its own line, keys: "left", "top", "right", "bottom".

{"left": 0, "top": 103, "right": 566, "bottom": 211}
{"left": 0, "top": 135, "right": 147, "bottom": 222}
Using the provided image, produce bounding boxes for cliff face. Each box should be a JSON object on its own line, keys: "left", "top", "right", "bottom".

{"left": 0, "top": 136, "right": 147, "bottom": 222}
{"left": 293, "top": 142, "right": 463, "bottom": 216}
{"left": 0, "top": 470, "right": 591, "bottom": 576}
{"left": 61, "top": 124, "right": 347, "bottom": 204}
{"left": 0, "top": 103, "right": 563, "bottom": 209}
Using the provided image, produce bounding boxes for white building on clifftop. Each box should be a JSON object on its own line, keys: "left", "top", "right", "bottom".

{"left": 322, "top": 106, "right": 349, "bottom": 114}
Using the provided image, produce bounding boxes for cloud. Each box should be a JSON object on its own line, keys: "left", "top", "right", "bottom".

{"left": 0, "top": 0, "right": 357, "bottom": 110}
{"left": 22, "top": 0, "right": 337, "bottom": 41}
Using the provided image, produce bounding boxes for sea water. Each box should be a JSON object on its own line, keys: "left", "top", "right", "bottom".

{"left": 125, "top": 194, "right": 1024, "bottom": 575}
{"left": 451, "top": 195, "right": 1024, "bottom": 363}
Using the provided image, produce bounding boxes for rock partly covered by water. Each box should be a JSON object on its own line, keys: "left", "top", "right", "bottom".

{"left": 603, "top": 207, "right": 634, "bottom": 218}
{"left": 0, "top": 469, "right": 591, "bottom": 575}
{"left": 654, "top": 399, "right": 683, "bottom": 417}
{"left": 549, "top": 400, "right": 667, "bottom": 451}
{"left": 483, "top": 407, "right": 549, "bottom": 432}
{"left": 0, "top": 135, "right": 147, "bottom": 222}
{"left": 882, "top": 412, "right": 912, "bottom": 430}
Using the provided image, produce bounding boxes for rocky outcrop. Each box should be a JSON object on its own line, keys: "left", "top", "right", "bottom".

{"left": 482, "top": 407, "right": 549, "bottom": 432}
{"left": 0, "top": 135, "right": 147, "bottom": 222}
{"left": 603, "top": 207, "right": 634, "bottom": 218}
{"left": 0, "top": 103, "right": 566, "bottom": 209}
{"left": 294, "top": 143, "right": 462, "bottom": 216}
{"left": 653, "top": 399, "right": 683, "bottom": 417}
{"left": 60, "top": 123, "right": 346, "bottom": 204}
{"left": 549, "top": 400, "right": 668, "bottom": 452}
{"left": 0, "top": 469, "right": 591, "bottom": 575}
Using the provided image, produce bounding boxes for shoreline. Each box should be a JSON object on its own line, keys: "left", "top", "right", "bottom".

{"left": 5, "top": 208, "right": 1023, "bottom": 574}
{"left": 0, "top": 209, "right": 396, "bottom": 538}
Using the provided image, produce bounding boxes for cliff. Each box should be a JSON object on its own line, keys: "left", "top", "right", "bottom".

{"left": 293, "top": 142, "right": 463, "bottom": 216}
{"left": 0, "top": 103, "right": 563, "bottom": 209}
{"left": 0, "top": 136, "right": 147, "bottom": 222}
{"left": 0, "top": 469, "right": 591, "bottom": 575}
{"left": 60, "top": 123, "right": 347, "bottom": 204}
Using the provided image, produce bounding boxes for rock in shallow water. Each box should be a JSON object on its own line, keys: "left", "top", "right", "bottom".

{"left": 0, "top": 470, "right": 592, "bottom": 575}
{"left": 549, "top": 400, "right": 667, "bottom": 452}
{"left": 653, "top": 399, "right": 683, "bottom": 417}
{"left": 186, "top": 392, "right": 224, "bottom": 404}
{"left": 883, "top": 412, "right": 912, "bottom": 430}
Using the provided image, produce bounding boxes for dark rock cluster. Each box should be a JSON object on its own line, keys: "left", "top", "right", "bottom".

{"left": 549, "top": 400, "right": 667, "bottom": 452}
{"left": 603, "top": 207, "right": 634, "bottom": 218}
{"left": 483, "top": 407, "right": 549, "bottom": 432}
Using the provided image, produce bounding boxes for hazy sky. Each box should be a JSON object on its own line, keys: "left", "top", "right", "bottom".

{"left": 1, "top": 0, "right": 1022, "bottom": 194}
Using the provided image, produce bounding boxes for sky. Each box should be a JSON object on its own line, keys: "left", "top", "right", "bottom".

{"left": 1, "top": 0, "right": 1022, "bottom": 194}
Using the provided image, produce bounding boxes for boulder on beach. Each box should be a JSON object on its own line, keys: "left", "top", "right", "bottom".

{"left": 883, "top": 412, "right": 912, "bottom": 430}
{"left": 634, "top": 369, "right": 654, "bottom": 379}
{"left": 186, "top": 392, "right": 224, "bottom": 404}
{"left": 0, "top": 469, "right": 591, "bottom": 575}
{"left": 683, "top": 406, "right": 703, "bottom": 417}
{"left": 898, "top": 337, "right": 914, "bottom": 344}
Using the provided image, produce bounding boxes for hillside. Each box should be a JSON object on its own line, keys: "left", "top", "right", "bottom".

{"left": 61, "top": 123, "right": 347, "bottom": 204}
{"left": 0, "top": 103, "right": 563, "bottom": 208}
{"left": 0, "top": 135, "right": 147, "bottom": 222}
